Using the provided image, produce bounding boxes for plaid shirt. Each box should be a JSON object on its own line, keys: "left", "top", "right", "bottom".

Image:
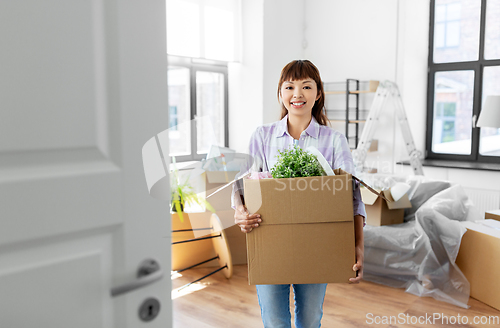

{"left": 232, "top": 115, "right": 366, "bottom": 218}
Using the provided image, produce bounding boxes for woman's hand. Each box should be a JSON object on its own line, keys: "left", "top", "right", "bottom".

{"left": 349, "top": 245, "right": 364, "bottom": 283}
{"left": 234, "top": 204, "right": 261, "bottom": 233}
{"left": 349, "top": 214, "right": 364, "bottom": 283}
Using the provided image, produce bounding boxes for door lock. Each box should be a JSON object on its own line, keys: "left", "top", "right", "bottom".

{"left": 139, "top": 297, "right": 160, "bottom": 322}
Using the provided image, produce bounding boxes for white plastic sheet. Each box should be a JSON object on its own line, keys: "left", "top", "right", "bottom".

{"left": 363, "top": 177, "right": 481, "bottom": 308}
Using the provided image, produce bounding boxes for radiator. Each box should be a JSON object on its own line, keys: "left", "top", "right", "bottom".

{"left": 463, "top": 187, "right": 500, "bottom": 218}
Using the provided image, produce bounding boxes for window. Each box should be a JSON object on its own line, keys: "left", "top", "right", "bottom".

{"left": 165, "top": 0, "right": 236, "bottom": 161}
{"left": 435, "top": 3, "right": 461, "bottom": 49}
{"left": 427, "top": 0, "right": 500, "bottom": 162}
{"left": 434, "top": 102, "right": 457, "bottom": 143}
{"left": 169, "top": 106, "right": 179, "bottom": 129}
{"left": 167, "top": 56, "right": 228, "bottom": 161}
{"left": 166, "top": 0, "right": 241, "bottom": 62}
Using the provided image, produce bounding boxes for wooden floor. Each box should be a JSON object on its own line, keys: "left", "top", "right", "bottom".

{"left": 172, "top": 264, "right": 500, "bottom": 327}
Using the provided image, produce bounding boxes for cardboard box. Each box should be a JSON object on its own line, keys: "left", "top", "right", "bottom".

{"left": 485, "top": 209, "right": 500, "bottom": 221}
{"left": 203, "top": 171, "right": 239, "bottom": 211}
{"left": 456, "top": 220, "right": 500, "bottom": 311}
{"left": 170, "top": 169, "right": 242, "bottom": 270}
{"left": 217, "top": 210, "right": 248, "bottom": 265}
{"left": 243, "top": 169, "right": 356, "bottom": 285}
{"left": 171, "top": 212, "right": 216, "bottom": 271}
{"left": 360, "top": 188, "right": 412, "bottom": 226}
{"left": 202, "top": 171, "right": 247, "bottom": 265}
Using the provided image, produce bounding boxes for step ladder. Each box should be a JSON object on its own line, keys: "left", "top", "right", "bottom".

{"left": 352, "top": 81, "right": 424, "bottom": 175}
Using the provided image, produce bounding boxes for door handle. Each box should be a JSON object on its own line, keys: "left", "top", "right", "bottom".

{"left": 111, "top": 259, "right": 163, "bottom": 297}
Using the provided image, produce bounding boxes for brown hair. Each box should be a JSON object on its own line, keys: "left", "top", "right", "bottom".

{"left": 277, "top": 60, "right": 329, "bottom": 126}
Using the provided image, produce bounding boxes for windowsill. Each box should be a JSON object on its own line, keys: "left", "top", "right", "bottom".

{"left": 397, "top": 159, "right": 500, "bottom": 171}
{"left": 170, "top": 160, "right": 200, "bottom": 171}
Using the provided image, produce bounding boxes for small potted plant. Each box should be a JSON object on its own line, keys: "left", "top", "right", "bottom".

{"left": 271, "top": 145, "right": 326, "bottom": 178}
{"left": 171, "top": 168, "right": 215, "bottom": 223}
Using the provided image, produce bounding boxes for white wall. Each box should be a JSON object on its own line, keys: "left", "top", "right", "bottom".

{"left": 228, "top": 0, "right": 304, "bottom": 152}
{"left": 228, "top": 0, "right": 264, "bottom": 153}
{"left": 396, "top": 0, "right": 430, "bottom": 157}
{"left": 304, "top": 0, "right": 402, "bottom": 173}
{"left": 262, "top": 0, "right": 305, "bottom": 124}
{"left": 304, "top": 0, "right": 398, "bottom": 82}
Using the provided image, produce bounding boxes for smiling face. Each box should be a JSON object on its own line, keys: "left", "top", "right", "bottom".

{"left": 280, "top": 79, "right": 321, "bottom": 119}
{"left": 276, "top": 60, "right": 328, "bottom": 126}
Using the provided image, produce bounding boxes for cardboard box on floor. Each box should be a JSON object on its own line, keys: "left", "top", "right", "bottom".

{"left": 456, "top": 219, "right": 500, "bottom": 311}
{"left": 243, "top": 168, "right": 358, "bottom": 285}
{"left": 203, "top": 171, "right": 248, "bottom": 265}
{"left": 216, "top": 210, "right": 248, "bottom": 265}
{"left": 171, "top": 212, "right": 217, "bottom": 271}
{"left": 172, "top": 210, "right": 248, "bottom": 271}
{"left": 170, "top": 168, "right": 244, "bottom": 271}
{"left": 360, "top": 187, "right": 412, "bottom": 226}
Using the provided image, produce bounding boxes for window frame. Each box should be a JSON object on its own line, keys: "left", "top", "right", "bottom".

{"left": 426, "top": 0, "right": 500, "bottom": 163}
{"left": 168, "top": 55, "right": 229, "bottom": 162}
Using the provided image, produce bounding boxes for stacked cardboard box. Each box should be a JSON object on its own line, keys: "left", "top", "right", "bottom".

{"left": 485, "top": 209, "right": 500, "bottom": 221}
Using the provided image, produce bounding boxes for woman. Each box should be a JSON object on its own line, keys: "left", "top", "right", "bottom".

{"left": 232, "top": 60, "right": 365, "bottom": 328}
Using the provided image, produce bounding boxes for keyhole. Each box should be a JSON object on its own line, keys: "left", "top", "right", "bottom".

{"left": 139, "top": 298, "right": 160, "bottom": 322}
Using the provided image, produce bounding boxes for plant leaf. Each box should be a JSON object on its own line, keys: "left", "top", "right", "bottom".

{"left": 173, "top": 200, "right": 184, "bottom": 222}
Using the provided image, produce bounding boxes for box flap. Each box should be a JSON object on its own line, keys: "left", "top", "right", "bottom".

{"left": 244, "top": 173, "right": 354, "bottom": 225}
{"left": 360, "top": 187, "right": 380, "bottom": 205}
{"left": 333, "top": 168, "right": 345, "bottom": 175}
{"left": 206, "top": 171, "right": 238, "bottom": 183}
{"left": 352, "top": 174, "right": 391, "bottom": 203}
{"left": 383, "top": 190, "right": 412, "bottom": 209}
{"left": 462, "top": 220, "right": 500, "bottom": 239}
{"left": 482, "top": 219, "right": 500, "bottom": 230}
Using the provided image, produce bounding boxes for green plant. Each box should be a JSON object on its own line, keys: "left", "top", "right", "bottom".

{"left": 270, "top": 145, "right": 326, "bottom": 178}
{"left": 171, "top": 170, "right": 215, "bottom": 223}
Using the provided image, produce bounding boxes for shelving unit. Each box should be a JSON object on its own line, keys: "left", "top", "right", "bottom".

{"left": 324, "top": 79, "right": 379, "bottom": 149}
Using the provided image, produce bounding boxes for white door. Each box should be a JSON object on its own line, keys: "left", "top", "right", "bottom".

{"left": 0, "top": 0, "right": 171, "bottom": 327}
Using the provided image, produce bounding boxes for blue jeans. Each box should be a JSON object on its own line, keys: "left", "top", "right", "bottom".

{"left": 256, "top": 283, "right": 328, "bottom": 328}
